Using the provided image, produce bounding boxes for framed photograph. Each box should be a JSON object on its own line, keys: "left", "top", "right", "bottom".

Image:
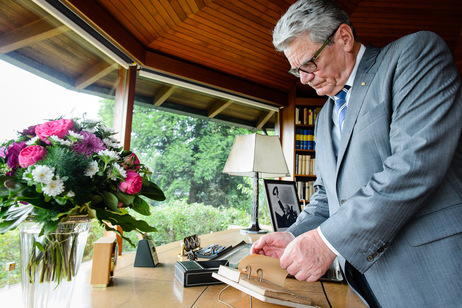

{"left": 263, "top": 179, "right": 301, "bottom": 232}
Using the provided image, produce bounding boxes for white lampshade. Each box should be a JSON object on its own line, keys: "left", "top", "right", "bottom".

{"left": 223, "top": 133, "right": 290, "bottom": 178}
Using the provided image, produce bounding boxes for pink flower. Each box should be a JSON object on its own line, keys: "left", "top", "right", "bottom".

{"left": 72, "top": 131, "right": 106, "bottom": 157}
{"left": 118, "top": 170, "right": 143, "bottom": 194}
{"left": 3, "top": 142, "right": 27, "bottom": 174}
{"left": 123, "top": 153, "right": 140, "bottom": 170}
{"left": 35, "top": 119, "right": 74, "bottom": 144}
{"left": 0, "top": 146, "right": 6, "bottom": 159}
{"left": 18, "top": 145, "right": 47, "bottom": 168}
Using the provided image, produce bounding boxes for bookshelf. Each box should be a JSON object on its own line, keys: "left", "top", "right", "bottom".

{"left": 281, "top": 96, "right": 325, "bottom": 205}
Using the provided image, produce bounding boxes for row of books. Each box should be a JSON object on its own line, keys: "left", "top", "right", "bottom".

{"left": 295, "top": 154, "right": 316, "bottom": 176}
{"left": 296, "top": 181, "right": 315, "bottom": 201}
{"left": 296, "top": 129, "right": 315, "bottom": 150}
{"left": 295, "top": 107, "right": 322, "bottom": 125}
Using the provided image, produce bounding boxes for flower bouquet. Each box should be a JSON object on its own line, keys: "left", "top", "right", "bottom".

{"left": 0, "top": 118, "right": 165, "bottom": 288}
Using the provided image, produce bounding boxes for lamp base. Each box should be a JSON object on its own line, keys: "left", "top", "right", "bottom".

{"left": 240, "top": 228, "right": 268, "bottom": 234}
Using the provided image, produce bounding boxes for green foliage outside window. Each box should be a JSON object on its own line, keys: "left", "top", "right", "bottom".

{"left": 99, "top": 99, "right": 262, "bottom": 212}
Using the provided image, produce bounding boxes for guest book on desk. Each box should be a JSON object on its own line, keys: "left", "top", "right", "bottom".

{"left": 212, "top": 254, "right": 319, "bottom": 308}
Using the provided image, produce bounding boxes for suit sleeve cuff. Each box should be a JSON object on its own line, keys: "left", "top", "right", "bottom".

{"left": 317, "top": 226, "right": 340, "bottom": 256}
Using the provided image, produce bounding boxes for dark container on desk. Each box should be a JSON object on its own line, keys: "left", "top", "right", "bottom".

{"left": 174, "top": 260, "right": 229, "bottom": 287}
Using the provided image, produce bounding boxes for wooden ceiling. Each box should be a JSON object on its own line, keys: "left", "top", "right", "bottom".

{"left": 1, "top": 0, "right": 461, "bottom": 129}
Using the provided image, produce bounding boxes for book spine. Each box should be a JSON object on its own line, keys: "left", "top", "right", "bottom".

{"left": 296, "top": 155, "right": 299, "bottom": 175}
{"left": 295, "top": 128, "right": 302, "bottom": 150}
{"left": 307, "top": 129, "right": 314, "bottom": 150}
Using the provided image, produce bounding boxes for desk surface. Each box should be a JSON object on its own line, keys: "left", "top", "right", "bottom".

{"left": 0, "top": 228, "right": 366, "bottom": 308}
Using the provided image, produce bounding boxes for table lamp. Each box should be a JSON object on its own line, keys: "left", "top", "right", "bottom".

{"left": 223, "top": 133, "right": 290, "bottom": 233}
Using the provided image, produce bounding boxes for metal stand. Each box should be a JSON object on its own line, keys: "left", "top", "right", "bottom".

{"left": 241, "top": 173, "right": 268, "bottom": 234}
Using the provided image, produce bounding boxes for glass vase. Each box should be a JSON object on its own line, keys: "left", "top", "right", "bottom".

{"left": 18, "top": 215, "right": 91, "bottom": 308}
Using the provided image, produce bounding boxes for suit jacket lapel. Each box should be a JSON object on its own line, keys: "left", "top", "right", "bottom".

{"left": 336, "top": 46, "right": 381, "bottom": 170}
{"left": 318, "top": 99, "right": 338, "bottom": 182}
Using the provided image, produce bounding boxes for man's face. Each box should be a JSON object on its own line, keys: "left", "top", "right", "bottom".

{"left": 284, "top": 34, "right": 348, "bottom": 97}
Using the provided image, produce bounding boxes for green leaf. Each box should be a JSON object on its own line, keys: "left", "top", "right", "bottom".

{"left": 0, "top": 203, "right": 34, "bottom": 233}
{"left": 115, "top": 191, "right": 135, "bottom": 206}
{"left": 0, "top": 185, "right": 10, "bottom": 198}
{"left": 140, "top": 180, "right": 166, "bottom": 201}
{"left": 0, "top": 175, "right": 22, "bottom": 194}
{"left": 34, "top": 242, "right": 45, "bottom": 252}
{"left": 42, "top": 221, "right": 59, "bottom": 235}
{"left": 90, "top": 194, "right": 103, "bottom": 205}
{"left": 100, "top": 191, "right": 120, "bottom": 212}
{"left": 0, "top": 206, "right": 8, "bottom": 219}
{"left": 2, "top": 203, "right": 34, "bottom": 221}
{"left": 102, "top": 223, "right": 137, "bottom": 247}
{"left": 0, "top": 220, "right": 17, "bottom": 233}
{"left": 94, "top": 208, "right": 157, "bottom": 234}
{"left": 131, "top": 196, "right": 151, "bottom": 216}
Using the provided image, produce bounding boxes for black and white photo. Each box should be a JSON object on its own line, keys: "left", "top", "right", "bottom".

{"left": 263, "top": 180, "right": 301, "bottom": 232}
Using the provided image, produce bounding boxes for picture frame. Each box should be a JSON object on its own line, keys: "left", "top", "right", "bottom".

{"left": 263, "top": 179, "right": 301, "bottom": 232}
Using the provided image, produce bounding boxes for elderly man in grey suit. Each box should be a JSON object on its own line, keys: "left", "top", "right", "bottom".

{"left": 251, "top": 0, "right": 462, "bottom": 307}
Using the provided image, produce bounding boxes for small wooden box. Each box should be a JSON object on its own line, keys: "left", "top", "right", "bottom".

{"left": 91, "top": 237, "right": 118, "bottom": 287}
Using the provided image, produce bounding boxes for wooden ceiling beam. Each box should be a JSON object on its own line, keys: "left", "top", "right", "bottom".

{"left": 256, "top": 110, "right": 276, "bottom": 130}
{"left": 208, "top": 100, "right": 233, "bottom": 118}
{"left": 75, "top": 60, "right": 118, "bottom": 90}
{"left": 153, "top": 85, "right": 177, "bottom": 106}
{"left": 145, "top": 50, "right": 288, "bottom": 106}
{"left": 63, "top": 0, "right": 146, "bottom": 63}
{"left": 0, "top": 18, "right": 68, "bottom": 54}
{"left": 113, "top": 66, "right": 137, "bottom": 150}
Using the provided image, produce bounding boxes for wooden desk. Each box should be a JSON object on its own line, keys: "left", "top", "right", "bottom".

{"left": 0, "top": 229, "right": 366, "bottom": 308}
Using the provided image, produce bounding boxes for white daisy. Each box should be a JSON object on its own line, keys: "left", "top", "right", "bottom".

{"left": 68, "top": 131, "right": 84, "bottom": 139}
{"left": 100, "top": 125, "right": 115, "bottom": 133}
{"left": 31, "top": 165, "right": 55, "bottom": 184}
{"left": 43, "top": 177, "right": 65, "bottom": 197}
{"left": 102, "top": 138, "right": 120, "bottom": 148}
{"left": 84, "top": 160, "right": 99, "bottom": 178}
{"left": 66, "top": 190, "right": 75, "bottom": 198}
{"left": 98, "top": 149, "right": 119, "bottom": 160}
{"left": 26, "top": 136, "right": 39, "bottom": 146}
{"left": 82, "top": 127, "right": 97, "bottom": 134}
{"left": 112, "top": 162, "right": 127, "bottom": 179}
{"left": 50, "top": 135, "right": 72, "bottom": 146}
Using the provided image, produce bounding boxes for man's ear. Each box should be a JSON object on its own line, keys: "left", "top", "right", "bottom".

{"left": 336, "top": 23, "right": 355, "bottom": 53}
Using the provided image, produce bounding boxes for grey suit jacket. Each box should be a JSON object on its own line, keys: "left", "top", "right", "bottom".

{"left": 287, "top": 31, "right": 462, "bottom": 307}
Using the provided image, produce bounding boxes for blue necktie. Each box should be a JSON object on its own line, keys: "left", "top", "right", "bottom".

{"left": 334, "top": 85, "right": 350, "bottom": 133}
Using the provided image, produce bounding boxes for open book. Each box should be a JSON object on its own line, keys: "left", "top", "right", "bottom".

{"left": 212, "top": 254, "right": 319, "bottom": 308}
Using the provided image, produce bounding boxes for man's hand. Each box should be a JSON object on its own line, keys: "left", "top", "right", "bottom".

{"left": 280, "top": 229, "right": 336, "bottom": 282}
{"left": 250, "top": 232, "right": 295, "bottom": 258}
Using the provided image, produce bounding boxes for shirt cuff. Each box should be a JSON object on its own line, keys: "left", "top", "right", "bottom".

{"left": 317, "top": 226, "right": 340, "bottom": 256}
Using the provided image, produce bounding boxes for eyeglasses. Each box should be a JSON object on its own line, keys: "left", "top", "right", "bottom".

{"left": 288, "top": 28, "right": 338, "bottom": 78}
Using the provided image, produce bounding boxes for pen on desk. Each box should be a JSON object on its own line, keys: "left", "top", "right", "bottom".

{"left": 214, "top": 246, "right": 225, "bottom": 254}
{"left": 215, "top": 245, "right": 230, "bottom": 254}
